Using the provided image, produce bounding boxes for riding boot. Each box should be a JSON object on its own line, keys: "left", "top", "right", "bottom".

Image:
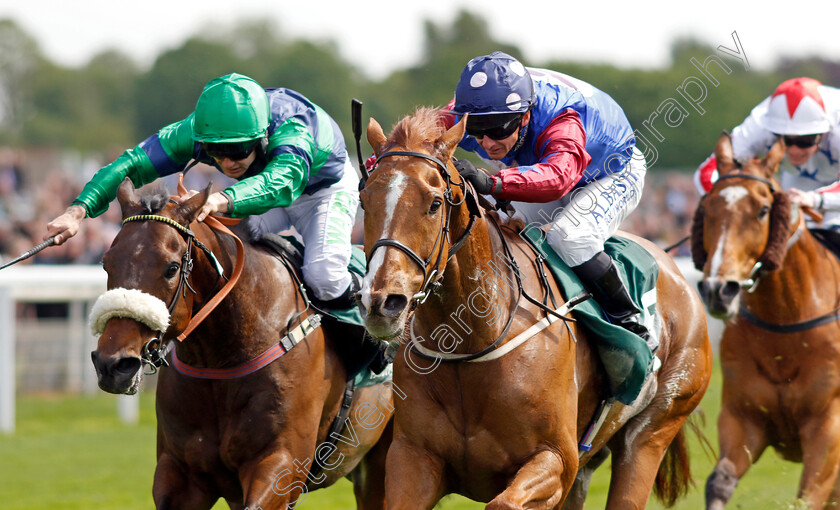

{"left": 572, "top": 251, "right": 655, "bottom": 352}
{"left": 313, "top": 272, "right": 362, "bottom": 311}
{"left": 314, "top": 273, "right": 390, "bottom": 375}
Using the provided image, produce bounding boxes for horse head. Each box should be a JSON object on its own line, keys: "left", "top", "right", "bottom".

{"left": 357, "top": 108, "right": 469, "bottom": 340}
{"left": 90, "top": 178, "right": 213, "bottom": 394}
{"left": 692, "top": 133, "right": 794, "bottom": 318}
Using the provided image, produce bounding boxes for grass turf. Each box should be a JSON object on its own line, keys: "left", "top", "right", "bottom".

{"left": 0, "top": 362, "right": 805, "bottom": 509}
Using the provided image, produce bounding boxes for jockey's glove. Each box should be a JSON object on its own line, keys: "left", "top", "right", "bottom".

{"left": 454, "top": 159, "right": 498, "bottom": 195}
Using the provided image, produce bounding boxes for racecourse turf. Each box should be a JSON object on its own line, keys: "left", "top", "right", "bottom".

{"left": 0, "top": 363, "right": 806, "bottom": 509}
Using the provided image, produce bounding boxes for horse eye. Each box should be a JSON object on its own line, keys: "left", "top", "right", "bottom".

{"left": 164, "top": 262, "right": 180, "bottom": 279}
{"left": 429, "top": 198, "right": 442, "bottom": 214}
{"left": 758, "top": 205, "right": 770, "bottom": 219}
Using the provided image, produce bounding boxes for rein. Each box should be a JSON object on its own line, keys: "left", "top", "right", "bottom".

{"left": 366, "top": 150, "right": 480, "bottom": 303}
{"left": 367, "top": 149, "right": 580, "bottom": 363}
{"left": 122, "top": 210, "right": 245, "bottom": 372}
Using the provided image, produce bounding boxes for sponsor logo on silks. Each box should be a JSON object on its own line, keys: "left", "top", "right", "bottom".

{"left": 326, "top": 191, "right": 356, "bottom": 245}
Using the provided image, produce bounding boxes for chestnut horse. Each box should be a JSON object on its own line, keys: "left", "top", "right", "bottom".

{"left": 89, "top": 179, "right": 393, "bottom": 509}
{"left": 357, "top": 108, "right": 713, "bottom": 509}
{"left": 694, "top": 134, "right": 840, "bottom": 509}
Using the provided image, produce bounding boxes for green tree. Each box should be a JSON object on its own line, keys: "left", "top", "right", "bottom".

{"left": 135, "top": 38, "right": 242, "bottom": 136}
{"left": 0, "top": 19, "right": 44, "bottom": 143}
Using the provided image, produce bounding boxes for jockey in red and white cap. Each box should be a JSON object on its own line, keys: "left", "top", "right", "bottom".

{"left": 693, "top": 77, "right": 840, "bottom": 228}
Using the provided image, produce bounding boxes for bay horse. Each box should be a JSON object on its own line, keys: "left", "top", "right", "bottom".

{"left": 89, "top": 178, "right": 393, "bottom": 509}
{"left": 694, "top": 133, "right": 840, "bottom": 509}
{"left": 357, "top": 108, "right": 713, "bottom": 509}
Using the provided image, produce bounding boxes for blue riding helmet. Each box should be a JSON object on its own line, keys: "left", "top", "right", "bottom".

{"left": 452, "top": 51, "right": 534, "bottom": 116}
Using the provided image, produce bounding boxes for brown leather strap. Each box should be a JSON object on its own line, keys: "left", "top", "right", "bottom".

{"left": 175, "top": 174, "right": 245, "bottom": 342}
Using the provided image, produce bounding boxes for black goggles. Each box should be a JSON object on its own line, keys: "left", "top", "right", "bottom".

{"left": 782, "top": 134, "right": 822, "bottom": 149}
{"left": 466, "top": 114, "right": 523, "bottom": 141}
{"left": 202, "top": 141, "right": 259, "bottom": 161}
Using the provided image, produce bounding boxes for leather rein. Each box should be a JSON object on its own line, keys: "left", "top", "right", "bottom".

{"left": 124, "top": 208, "right": 245, "bottom": 373}
{"left": 366, "top": 150, "right": 579, "bottom": 362}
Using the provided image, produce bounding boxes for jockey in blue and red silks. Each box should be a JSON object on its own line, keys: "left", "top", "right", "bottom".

{"left": 694, "top": 77, "right": 840, "bottom": 228}
{"left": 440, "top": 51, "right": 655, "bottom": 355}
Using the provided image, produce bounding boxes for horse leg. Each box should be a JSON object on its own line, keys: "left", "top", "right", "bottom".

{"left": 797, "top": 411, "right": 840, "bottom": 509}
{"left": 486, "top": 448, "right": 577, "bottom": 510}
{"left": 606, "top": 418, "right": 684, "bottom": 509}
{"left": 383, "top": 438, "right": 447, "bottom": 510}
{"left": 350, "top": 420, "right": 393, "bottom": 510}
{"left": 153, "top": 452, "right": 217, "bottom": 510}
{"left": 705, "top": 407, "right": 768, "bottom": 510}
{"left": 560, "top": 447, "right": 610, "bottom": 510}
{"left": 238, "top": 451, "right": 312, "bottom": 509}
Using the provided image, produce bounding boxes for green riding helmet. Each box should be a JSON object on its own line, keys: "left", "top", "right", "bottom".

{"left": 192, "top": 73, "right": 270, "bottom": 143}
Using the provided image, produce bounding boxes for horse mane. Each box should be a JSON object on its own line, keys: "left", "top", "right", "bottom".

{"left": 136, "top": 185, "right": 170, "bottom": 214}
{"left": 387, "top": 107, "right": 447, "bottom": 152}
{"left": 133, "top": 185, "right": 258, "bottom": 243}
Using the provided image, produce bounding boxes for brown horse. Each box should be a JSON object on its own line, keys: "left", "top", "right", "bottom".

{"left": 694, "top": 134, "right": 840, "bottom": 509}
{"left": 357, "top": 108, "right": 713, "bottom": 509}
{"left": 89, "top": 178, "right": 393, "bottom": 509}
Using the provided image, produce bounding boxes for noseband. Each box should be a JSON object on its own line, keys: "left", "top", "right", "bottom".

{"left": 365, "top": 150, "right": 480, "bottom": 303}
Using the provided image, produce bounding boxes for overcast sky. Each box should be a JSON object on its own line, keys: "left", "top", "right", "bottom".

{"left": 1, "top": 1, "right": 839, "bottom": 79}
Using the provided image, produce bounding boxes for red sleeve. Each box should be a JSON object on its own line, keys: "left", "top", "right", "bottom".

{"left": 694, "top": 155, "right": 718, "bottom": 195}
{"left": 493, "top": 109, "right": 590, "bottom": 202}
{"left": 440, "top": 98, "right": 457, "bottom": 129}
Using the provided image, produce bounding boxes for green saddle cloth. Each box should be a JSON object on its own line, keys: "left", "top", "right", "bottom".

{"left": 522, "top": 226, "right": 658, "bottom": 405}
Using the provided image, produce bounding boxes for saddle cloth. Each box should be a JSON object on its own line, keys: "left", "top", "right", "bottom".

{"left": 522, "top": 226, "right": 660, "bottom": 405}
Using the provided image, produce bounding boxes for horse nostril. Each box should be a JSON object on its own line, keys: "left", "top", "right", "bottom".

{"left": 113, "top": 357, "right": 142, "bottom": 377}
{"left": 382, "top": 294, "right": 408, "bottom": 317}
{"left": 720, "top": 281, "right": 742, "bottom": 301}
{"left": 697, "top": 280, "right": 711, "bottom": 301}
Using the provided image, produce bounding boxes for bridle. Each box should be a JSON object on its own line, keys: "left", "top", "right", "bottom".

{"left": 365, "top": 150, "right": 481, "bottom": 303}
{"left": 365, "top": 149, "right": 578, "bottom": 362}
{"left": 121, "top": 209, "right": 244, "bottom": 373}
{"left": 701, "top": 172, "right": 801, "bottom": 292}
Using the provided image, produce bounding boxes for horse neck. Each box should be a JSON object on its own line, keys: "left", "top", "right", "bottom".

{"left": 746, "top": 229, "right": 840, "bottom": 320}
{"left": 173, "top": 224, "right": 263, "bottom": 366}
{"left": 414, "top": 207, "right": 516, "bottom": 354}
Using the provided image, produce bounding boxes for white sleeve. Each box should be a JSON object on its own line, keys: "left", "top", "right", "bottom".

{"left": 730, "top": 97, "right": 777, "bottom": 163}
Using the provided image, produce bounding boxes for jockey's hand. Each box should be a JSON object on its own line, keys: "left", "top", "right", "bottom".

{"left": 454, "top": 158, "right": 496, "bottom": 195}
{"left": 789, "top": 188, "right": 821, "bottom": 209}
{"left": 194, "top": 192, "right": 232, "bottom": 223}
{"left": 45, "top": 204, "right": 86, "bottom": 245}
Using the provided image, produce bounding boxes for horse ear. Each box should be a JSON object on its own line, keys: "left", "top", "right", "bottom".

{"left": 438, "top": 114, "right": 467, "bottom": 159}
{"left": 367, "top": 117, "right": 388, "bottom": 156}
{"left": 116, "top": 178, "right": 139, "bottom": 217}
{"left": 762, "top": 139, "right": 786, "bottom": 177}
{"left": 713, "top": 132, "right": 737, "bottom": 175}
{"left": 175, "top": 184, "right": 212, "bottom": 223}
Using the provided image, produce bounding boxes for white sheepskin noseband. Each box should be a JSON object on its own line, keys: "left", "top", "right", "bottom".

{"left": 89, "top": 287, "right": 171, "bottom": 336}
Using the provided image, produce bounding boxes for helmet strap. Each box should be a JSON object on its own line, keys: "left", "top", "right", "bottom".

{"left": 506, "top": 121, "right": 529, "bottom": 157}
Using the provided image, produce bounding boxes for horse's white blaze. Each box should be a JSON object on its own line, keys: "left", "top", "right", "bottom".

{"left": 708, "top": 221, "right": 727, "bottom": 277}
{"left": 719, "top": 185, "right": 748, "bottom": 207}
{"left": 360, "top": 173, "right": 408, "bottom": 311}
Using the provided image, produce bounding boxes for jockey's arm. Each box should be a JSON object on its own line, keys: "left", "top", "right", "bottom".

{"left": 222, "top": 152, "right": 309, "bottom": 217}
{"left": 491, "top": 110, "right": 590, "bottom": 202}
{"left": 47, "top": 117, "right": 196, "bottom": 243}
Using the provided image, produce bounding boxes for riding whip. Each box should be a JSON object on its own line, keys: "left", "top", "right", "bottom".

{"left": 0, "top": 236, "right": 57, "bottom": 270}
{"left": 351, "top": 98, "right": 370, "bottom": 182}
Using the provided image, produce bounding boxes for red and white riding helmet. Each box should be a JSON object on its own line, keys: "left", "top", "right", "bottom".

{"left": 760, "top": 77, "right": 831, "bottom": 135}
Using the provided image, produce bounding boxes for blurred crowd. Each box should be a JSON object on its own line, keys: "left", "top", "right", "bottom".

{"left": 0, "top": 147, "right": 700, "bottom": 268}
